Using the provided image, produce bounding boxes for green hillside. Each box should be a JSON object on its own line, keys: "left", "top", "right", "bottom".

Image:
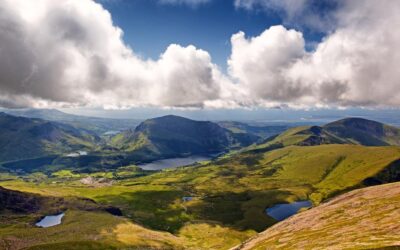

{"left": 111, "top": 115, "right": 259, "bottom": 162}
{"left": 0, "top": 187, "right": 184, "bottom": 250}
{"left": 2, "top": 109, "right": 141, "bottom": 135}
{"left": 324, "top": 117, "right": 400, "bottom": 145}
{"left": 2, "top": 117, "right": 400, "bottom": 249}
{"left": 2, "top": 144, "right": 400, "bottom": 249}
{"left": 0, "top": 113, "right": 99, "bottom": 162}
{"left": 128, "top": 144, "right": 400, "bottom": 232}
{"left": 255, "top": 117, "right": 400, "bottom": 150}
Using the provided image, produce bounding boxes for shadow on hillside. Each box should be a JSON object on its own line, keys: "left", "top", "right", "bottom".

{"left": 95, "top": 189, "right": 186, "bottom": 233}
{"left": 95, "top": 188, "right": 295, "bottom": 234}
{"left": 363, "top": 158, "right": 400, "bottom": 186}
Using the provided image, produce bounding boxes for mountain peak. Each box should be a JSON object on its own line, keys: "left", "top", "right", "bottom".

{"left": 326, "top": 117, "right": 383, "bottom": 127}
{"left": 149, "top": 115, "right": 194, "bottom": 122}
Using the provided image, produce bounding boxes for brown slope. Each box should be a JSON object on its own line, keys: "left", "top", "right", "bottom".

{"left": 234, "top": 182, "right": 400, "bottom": 250}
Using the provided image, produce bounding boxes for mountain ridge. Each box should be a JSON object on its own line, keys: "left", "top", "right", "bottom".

{"left": 1, "top": 109, "right": 141, "bottom": 135}
{"left": 256, "top": 117, "right": 400, "bottom": 149}
{"left": 111, "top": 115, "right": 260, "bottom": 162}
{"left": 0, "top": 113, "right": 99, "bottom": 162}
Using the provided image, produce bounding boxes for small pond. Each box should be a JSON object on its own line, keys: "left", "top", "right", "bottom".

{"left": 182, "top": 196, "right": 193, "bottom": 202}
{"left": 66, "top": 151, "right": 88, "bottom": 157}
{"left": 266, "top": 200, "right": 312, "bottom": 221}
{"left": 138, "top": 156, "right": 212, "bottom": 171}
{"left": 36, "top": 212, "right": 65, "bottom": 228}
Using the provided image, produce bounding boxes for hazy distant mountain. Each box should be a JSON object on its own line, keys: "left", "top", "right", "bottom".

{"left": 0, "top": 113, "right": 99, "bottom": 162}
{"left": 111, "top": 115, "right": 260, "bottom": 161}
{"left": 1, "top": 109, "right": 141, "bottom": 135}
{"left": 217, "top": 121, "right": 289, "bottom": 140}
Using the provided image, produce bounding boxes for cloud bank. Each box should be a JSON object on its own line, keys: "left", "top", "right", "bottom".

{"left": 0, "top": 0, "right": 399, "bottom": 109}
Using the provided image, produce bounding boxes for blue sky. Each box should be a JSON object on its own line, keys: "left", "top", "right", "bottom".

{"left": 98, "top": 0, "right": 326, "bottom": 69}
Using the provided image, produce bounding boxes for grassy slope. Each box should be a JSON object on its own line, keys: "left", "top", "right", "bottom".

{"left": 1, "top": 144, "right": 400, "bottom": 249}
{"left": 0, "top": 113, "right": 98, "bottom": 162}
{"left": 0, "top": 180, "right": 253, "bottom": 250}
{"left": 0, "top": 210, "right": 183, "bottom": 250}
{"left": 253, "top": 118, "right": 400, "bottom": 150}
{"left": 324, "top": 118, "right": 400, "bottom": 146}
{"left": 235, "top": 182, "right": 400, "bottom": 250}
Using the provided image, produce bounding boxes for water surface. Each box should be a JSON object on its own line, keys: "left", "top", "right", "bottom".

{"left": 36, "top": 213, "right": 65, "bottom": 228}
{"left": 266, "top": 201, "right": 312, "bottom": 221}
{"left": 103, "top": 130, "right": 120, "bottom": 136}
{"left": 139, "top": 156, "right": 212, "bottom": 170}
{"left": 182, "top": 196, "right": 193, "bottom": 202}
{"left": 66, "top": 151, "right": 88, "bottom": 157}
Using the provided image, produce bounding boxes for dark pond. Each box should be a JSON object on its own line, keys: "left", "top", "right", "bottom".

{"left": 266, "top": 200, "right": 312, "bottom": 221}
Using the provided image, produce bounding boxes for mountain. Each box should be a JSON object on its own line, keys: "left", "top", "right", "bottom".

{"left": 2, "top": 115, "right": 400, "bottom": 249}
{"left": 111, "top": 115, "right": 260, "bottom": 162}
{"left": 217, "top": 121, "right": 289, "bottom": 140}
{"left": 234, "top": 182, "right": 400, "bottom": 250}
{"left": 323, "top": 117, "right": 400, "bottom": 146}
{"left": 1, "top": 109, "right": 141, "bottom": 135}
{"left": 0, "top": 113, "right": 99, "bottom": 162}
{"left": 258, "top": 117, "right": 400, "bottom": 148}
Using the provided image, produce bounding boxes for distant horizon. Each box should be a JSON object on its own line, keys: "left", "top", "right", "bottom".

{"left": 2, "top": 107, "right": 400, "bottom": 126}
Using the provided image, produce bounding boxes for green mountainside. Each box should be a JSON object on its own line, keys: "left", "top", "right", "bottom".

{"left": 2, "top": 143, "right": 399, "bottom": 249}
{"left": 111, "top": 115, "right": 260, "bottom": 161}
{"left": 324, "top": 117, "right": 400, "bottom": 145}
{"left": 0, "top": 113, "right": 99, "bottom": 162}
{"left": 2, "top": 109, "right": 140, "bottom": 135}
{"left": 1, "top": 116, "right": 400, "bottom": 249}
{"left": 257, "top": 117, "right": 400, "bottom": 149}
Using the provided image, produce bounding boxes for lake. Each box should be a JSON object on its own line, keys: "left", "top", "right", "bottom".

{"left": 138, "top": 156, "right": 212, "bottom": 170}
{"left": 182, "top": 196, "right": 194, "bottom": 202}
{"left": 66, "top": 151, "right": 88, "bottom": 157}
{"left": 36, "top": 213, "right": 65, "bottom": 228}
{"left": 103, "top": 130, "right": 120, "bottom": 136}
{"left": 266, "top": 200, "right": 312, "bottom": 221}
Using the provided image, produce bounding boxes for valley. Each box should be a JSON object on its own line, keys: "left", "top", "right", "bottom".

{"left": 1, "top": 112, "right": 400, "bottom": 249}
{"left": 1, "top": 1, "right": 398, "bottom": 249}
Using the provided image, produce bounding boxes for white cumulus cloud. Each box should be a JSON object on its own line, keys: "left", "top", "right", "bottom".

{"left": 228, "top": 26, "right": 308, "bottom": 105}
{"left": 0, "top": 0, "right": 400, "bottom": 109}
{"left": 229, "top": 0, "right": 400, "bottom": 108}
{"left": 0, "top": 0, "right": 223, "bottom": 109}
